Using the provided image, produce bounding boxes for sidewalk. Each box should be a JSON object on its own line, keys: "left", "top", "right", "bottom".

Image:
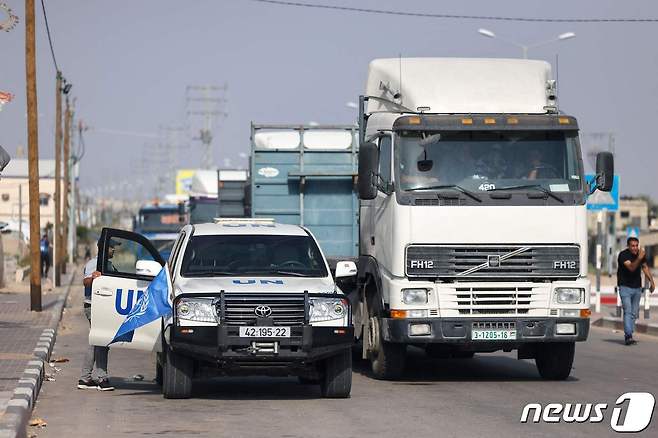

{"left": 591, "top": 304, "right": 658, "bottom": 336}
{"left": 0, "top": 269, "right": 76, "bottom": 437}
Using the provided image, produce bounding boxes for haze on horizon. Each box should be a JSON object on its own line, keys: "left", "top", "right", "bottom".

{"left": 1, "top": 0, "right": 657, "bottom": 199}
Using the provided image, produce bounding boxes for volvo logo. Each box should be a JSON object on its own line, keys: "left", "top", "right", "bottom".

{"left": 487, "top": 255, "right": 501, "bottom": 268}
{"left": 254, "top": 305, "right": 272, "bottom": 318}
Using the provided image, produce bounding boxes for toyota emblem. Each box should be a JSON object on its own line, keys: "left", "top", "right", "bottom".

{"left": 254, "top": 305, "right": 272, "bottom": 318}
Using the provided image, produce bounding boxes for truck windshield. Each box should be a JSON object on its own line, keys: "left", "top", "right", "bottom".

{"left": 139, "top": 209, "right": 185, "bottom": 233}
{"left": 180, "top": 234, "right": 328, "bottom": 277}
{"left": 396, "top": 131, "right": 583, "bottom": 194}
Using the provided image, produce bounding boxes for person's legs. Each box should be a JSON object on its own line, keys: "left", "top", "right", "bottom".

{"left": 78, "top": 305, "right": 98, "bottom": 388}
{"left": 94, "top": 346, "right": 109, "bottom": 381}
{"left": 619, "top": 286, "right": 634, "bottom": 338}
{"left": 630, "top": 288, "right": 643, "bottom": 333}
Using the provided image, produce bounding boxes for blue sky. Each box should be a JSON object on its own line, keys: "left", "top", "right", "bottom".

{"left": 1, "top": 0, "right": 657, "bottom": 198}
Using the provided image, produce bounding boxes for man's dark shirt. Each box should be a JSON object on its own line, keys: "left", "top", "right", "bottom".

{"left": 617, "top": 249, "right": 646, "bottom": 288}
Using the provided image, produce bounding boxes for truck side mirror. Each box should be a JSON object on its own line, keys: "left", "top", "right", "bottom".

{"left": 358, "top": 142, "right": 379, "bottom": 200}
{"left": 595, "top": 152, "right": 614, "bottom": 192}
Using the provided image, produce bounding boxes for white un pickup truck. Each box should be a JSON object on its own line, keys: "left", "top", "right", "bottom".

{"left": 88, "top": 219, "right": 355, "bottom": 399}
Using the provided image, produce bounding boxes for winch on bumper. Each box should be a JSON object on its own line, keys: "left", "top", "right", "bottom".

{"left": 168, "top": 292, "right": 354, "bottom": 367}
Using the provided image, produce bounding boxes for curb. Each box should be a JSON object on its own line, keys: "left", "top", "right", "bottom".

{"left": 592, "top": 316, "right": 658, "bottom": 337}
{"left": 0, "top": 271, "right": 76, "bottom": 438}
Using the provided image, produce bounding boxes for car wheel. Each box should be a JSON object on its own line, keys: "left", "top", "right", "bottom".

{"left": 320, "top": 349, "right": 352, "bottom": 398}
{"left": 162, "top": 343, "right": 193, "bottom": 399}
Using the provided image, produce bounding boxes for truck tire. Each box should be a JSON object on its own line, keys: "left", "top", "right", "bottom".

{"left": 155, "top": 353, "right": 163, "bottom": 386}
{"left": 162, "top": 344, "right": 193, "bottom": 399}
{"left": 320, "top": 349, "right": 352, "bottom": 398}
{"left": 535, "top": 342, "right": 575, "bottom": 380}
{"left": 368, "top": 313, "right": 406, "bottom": 380}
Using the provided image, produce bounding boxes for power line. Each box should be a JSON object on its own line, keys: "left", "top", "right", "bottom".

{"left": 39, "top": 0, "right": 59, "bottom": 72}
{"left": 249, "top": 0, "right": 658, "bottom": 23}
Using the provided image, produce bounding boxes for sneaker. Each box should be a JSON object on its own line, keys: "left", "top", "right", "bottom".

{"left": 97, "top": 379, "right": 115, "bottom": 391}
{"left": 77, "top": 378, "right": 98, "bottom": 390}
{"left": 624, "top": 337, "right": 637, "bottom": 346}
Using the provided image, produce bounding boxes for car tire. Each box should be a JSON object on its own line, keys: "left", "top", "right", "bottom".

{"left": 155, "top": 353, "right": 163, "bottom": 386}
{"left": 535, "top": 342, "right": 575, "bottom": 380}
{"left": 320, "top": 350, "right": 352, "bottom": 398}
{"left": 162, "top": 343, "right": 193, "bottom": 399}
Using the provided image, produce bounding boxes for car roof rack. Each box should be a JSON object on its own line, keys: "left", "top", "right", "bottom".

{"left": 213, "top": 218, "right": 275, "bottom": 224}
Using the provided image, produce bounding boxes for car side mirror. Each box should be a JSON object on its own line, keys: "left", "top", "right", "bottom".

{"left": 136, "top": 260, "right": 163, "bottom": 277}
{"left": 595, "top": 151, "right": 614, "bottom": 192}
{"left": 335, "top": 260, "right": 357, "bottom": 278}
{"left": 358, "top": 142, "right": 379, "bottom": 200}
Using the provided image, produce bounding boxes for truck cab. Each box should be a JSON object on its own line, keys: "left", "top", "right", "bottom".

{"left": 353, "top": 58, "right": 614, "bottom": 380}
{"left": 89, "top": 219, "right": 355, "bottom": 399}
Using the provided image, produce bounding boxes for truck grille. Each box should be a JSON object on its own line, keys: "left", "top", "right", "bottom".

{"left": 406, "top": 245, "right": 579, "bottom": 279}
{"left": 220, "top": 293, "right": 306, "bottom": 326}
{"left": 456, "top": 286, "right": 533, "bottom": 315}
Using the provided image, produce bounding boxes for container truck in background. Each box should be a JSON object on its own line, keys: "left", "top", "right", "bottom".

{"left": 187, "top": 169, "right": 249, "bottom": 224}
{"left": 353, "top": 58, "right": 614, "bottom": 380}
{"left": 249, "top": 123, "right": 359, "bottom": 262}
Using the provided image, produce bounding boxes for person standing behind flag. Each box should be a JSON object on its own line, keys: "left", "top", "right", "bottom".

{"left": 617, "top": 237, "right": 656, "bottom": 345}
{"left": 77, "top": 239, "right": 120, "bottom": 391}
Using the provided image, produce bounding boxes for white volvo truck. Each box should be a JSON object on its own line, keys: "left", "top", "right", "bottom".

{"left": 353, "top": 58, "right": 614, "bottom": 380}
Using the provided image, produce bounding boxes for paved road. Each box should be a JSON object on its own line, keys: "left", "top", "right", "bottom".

{"left": 31, "top": 290, "right": 658, "bottom": 437}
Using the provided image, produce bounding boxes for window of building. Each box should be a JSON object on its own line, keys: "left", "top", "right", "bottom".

{"left": 39, "top": 193, "right": 50, "bottom": 206}
{"left": 620, "top": 211, "right": 630, "bottom": 219}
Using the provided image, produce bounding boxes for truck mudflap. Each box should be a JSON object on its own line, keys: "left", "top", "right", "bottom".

{"left": 170, "top": 325, "right": 354, "bottom": 364}
{"left": 380, "top": 317, "right": 589, "bottom": 345}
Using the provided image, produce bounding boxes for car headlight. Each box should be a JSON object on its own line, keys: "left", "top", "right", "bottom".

{"left": 402, "top": 288, "right": 428, "bottom": 305}
{"left": 554, "top": 288, "right": 584, "bottom": 305}
{"left": 176, "top": 298, "right": 216, "bottom": 323}
{"left": 309, "top": 297, "right": 349, "bottom": 324}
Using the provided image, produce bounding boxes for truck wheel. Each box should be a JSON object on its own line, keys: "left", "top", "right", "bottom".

{"left": 155, "top": 353, "right": 163, "bottom": 386}
{"left": 535, "top": 342, "right": 575, "bottom": 380}
{"left": 162, "top": 344, "right": 193, "bottom": 399}
{"left": 320, "top": 350, "right": 352, "bottom": 398}
{"left": 368, "top": 315, "right": 406, "bottom": 379}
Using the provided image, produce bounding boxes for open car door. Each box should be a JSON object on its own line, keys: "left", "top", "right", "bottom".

{"left": 89, "top": 227, "right": 166, "bottom": 351}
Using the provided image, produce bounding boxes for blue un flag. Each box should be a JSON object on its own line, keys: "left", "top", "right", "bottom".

{"left": 110, "top": 265, "right": 172, "bottom": 345}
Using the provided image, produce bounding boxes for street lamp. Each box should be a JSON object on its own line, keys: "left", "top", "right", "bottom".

{"left": 478, "top": 28, "right": 576, "bottom": 59}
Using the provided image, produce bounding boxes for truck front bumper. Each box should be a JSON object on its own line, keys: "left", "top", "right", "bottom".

{"left": 381, "top": 317, "right": 589, "bottom": 345}
{"left": 170, "top": 325, "right": 354, "bottom": 366}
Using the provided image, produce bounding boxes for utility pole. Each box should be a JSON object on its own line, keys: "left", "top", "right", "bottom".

{"left": 186, "top": 85, "right": 227, "bottom": 169}
{"left": 62, "top": 97, "right": 70, "bottom": 274}
{"left": 25, "top": 0, "right": 42, "bottom": 311}
{"left": 54, "top": 72, "right": 62, "bottom": 286}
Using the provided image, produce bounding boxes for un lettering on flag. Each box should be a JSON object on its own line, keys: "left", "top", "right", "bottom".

{"left": 111, "top": 265, "right": 172, "bottom": 345}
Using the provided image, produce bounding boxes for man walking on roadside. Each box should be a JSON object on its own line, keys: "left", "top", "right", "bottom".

{"left": 617, "top": 237, "right": 655, "bottom": 345}
{"left": 77, "top": 240, "right": 120, "bottom": 391}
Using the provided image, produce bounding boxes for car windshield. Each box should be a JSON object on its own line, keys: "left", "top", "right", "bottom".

{"left": 180, "top": 234, "right": 328, "bottom": 277}
{"left": 396, "top": 130, "right": 583, "bottom": 194}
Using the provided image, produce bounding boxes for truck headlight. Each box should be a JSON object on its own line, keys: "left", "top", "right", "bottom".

{"left": 402, "top": 288, "right": 428, "bottom": 305}
{"left": 309, "top": 297, "right": 349, "bottom": 324}
{"left": 554, "top": 288, "right": 584, "bottom": 305}
{"left": 176, "top": 298, "right": 216, "bottom": 323}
